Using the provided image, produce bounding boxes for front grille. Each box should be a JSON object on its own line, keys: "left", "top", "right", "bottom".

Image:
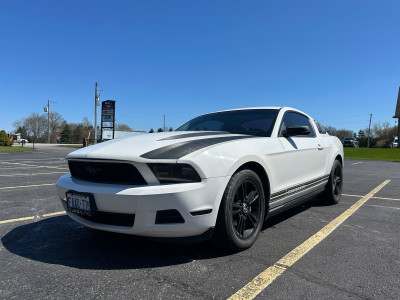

{"left": 68, "top": 160, "right": 147, "bottom": 185}
{"left": 79, "top": 211, "right": 135, "bottom": 227}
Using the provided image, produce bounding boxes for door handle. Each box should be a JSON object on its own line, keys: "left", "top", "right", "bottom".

{"left": 318, "top": 144, "right": 324, "bottom": 151}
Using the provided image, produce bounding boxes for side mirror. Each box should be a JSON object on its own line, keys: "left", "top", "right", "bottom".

{"left": 283, "top": 126, "right": 310, "bottom": 137}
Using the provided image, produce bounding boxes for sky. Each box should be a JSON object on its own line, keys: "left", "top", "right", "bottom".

{"left": 1, "top": 0, "right": 399, "bottom": 134}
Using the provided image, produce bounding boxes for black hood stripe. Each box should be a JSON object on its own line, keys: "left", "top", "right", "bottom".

{"left": 158, "top": 131, "right": 229, "bottom": 141}
{"left": 141, "top": 135, "right": 255, "bottom": 159}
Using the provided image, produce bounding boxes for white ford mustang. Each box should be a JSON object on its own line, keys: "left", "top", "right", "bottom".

{"left": 56, "top": 107, "right": 343, "bottom": 250}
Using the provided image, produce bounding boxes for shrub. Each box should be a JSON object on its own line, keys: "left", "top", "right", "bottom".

{"left": 0, "top": 130, "right": 11, "bottom": 146}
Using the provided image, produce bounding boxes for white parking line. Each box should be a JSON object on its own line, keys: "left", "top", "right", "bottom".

{"left": 0, "top": 172, "right": 67, "bottom": 177}
{"left": 343, "top": 193, "right": 400, "bottom": 202}
{"left": 372, "top": 196, "right": 400, "bottom": 201}
{"left": 363, "top": 204, "right": 400, "bottom": 210}
{"left": 0, "top": 162, "right": 68, "bottom": 170}
{"left": 343, "top": 193, "right": 363, "bottom": 198}
{"left": 352, "top": 162, "right": 363, "bottom": 165}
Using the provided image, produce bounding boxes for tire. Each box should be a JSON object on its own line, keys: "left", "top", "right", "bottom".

{"left": 319, "top": 160, "right": 343, "bottom": 205}
{"left": 213, "top": 169, "right": 265, "bottom": 251}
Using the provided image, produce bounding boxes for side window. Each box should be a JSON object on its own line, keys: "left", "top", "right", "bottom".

{"left": 279, "top": 112, "right": 315, "bottom": 137}
{"left": 314, "top": 120, "right": 326, "bottom": 134}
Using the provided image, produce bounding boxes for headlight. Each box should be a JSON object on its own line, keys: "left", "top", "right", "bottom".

{"left": 148, "top": 163, "right": 201, "bottom": 184}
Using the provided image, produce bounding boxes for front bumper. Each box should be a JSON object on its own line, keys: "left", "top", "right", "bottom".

{"left": 56, "top": 174, "right": 229, "bottom": 238}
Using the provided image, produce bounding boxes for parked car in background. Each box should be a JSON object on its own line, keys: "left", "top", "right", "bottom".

{"left": 342, "top": 137, "right": 359, "bottom": 147}
{"left": 14, "top": 138, "right": 28, "bottom": 144}
{"left": 56, "top": 107, "right": 344, "bottom": 251}
{"left": 393, "top": 137, "right": 398, "bottom": 148}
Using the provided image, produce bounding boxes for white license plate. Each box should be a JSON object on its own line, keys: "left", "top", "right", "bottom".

{"left": 66, "top": 192, "right": 93, "bottom": 217}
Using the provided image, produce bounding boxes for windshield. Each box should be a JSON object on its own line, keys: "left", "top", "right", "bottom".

{"left": 176, "top": 109, "right": 279, "bottom": 137}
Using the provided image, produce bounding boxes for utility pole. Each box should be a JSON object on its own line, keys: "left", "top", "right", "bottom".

{"left": 394, "top": 86, "right": 400, "bottom": 148}
{"left": 367, "top": 113, "right": 372, "bottom": 148}
{"left": 47, "top": 100, "right": 50, "bottom": 144}
{"left": 163, "top": 114, "right": 166, "bottom": 132}
{"left": 44, "top": 100, "right": 55, "bottom": 143}
{"left": 94, "top": 82, "right": 100, "bottom": 144}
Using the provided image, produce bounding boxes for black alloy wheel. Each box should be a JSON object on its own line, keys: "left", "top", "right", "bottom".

{"left": 231, "top": 180, "right": 262, "bottom": 239}
{"left": 332, "top": 164, "right": 342, "bottom": 198}
{"left": 213, "top": 169, "right": 266, "bottom": 251}
{"left": 320, "top": 160, "right": 343, "bottom": 205}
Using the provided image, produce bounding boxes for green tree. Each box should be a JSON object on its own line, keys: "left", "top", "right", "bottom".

{"left": 72, "top": 125, "right": 86, "bottom": 143}
{"left": 60, "top": 125, "right": 72, "bottom": 144}
{"left": 0, "top": 130, "right": 11, "bottom": 146}
{"left": 169, "top": 127, "right": 173, "bottom": 132}
{"left": 157, "top": 128, "right": 164, "bottom": 132}
{"left": 149, "top": 128, "right": 154, "bottom": 133}
{"left": 16, "top": 126, "right": 29, "bottom": 140}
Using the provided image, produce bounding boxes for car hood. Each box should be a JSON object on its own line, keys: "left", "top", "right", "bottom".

{"left": 66, "top": 131, "right": 256, "bottom": 162}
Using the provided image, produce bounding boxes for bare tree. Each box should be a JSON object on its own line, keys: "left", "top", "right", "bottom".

{"left": 116, "top": 123, "right": 133, "bottom": 131}
{"left": 49, "top": 112, "right": 65, "bottom": 143}
{"left": 82, "top": 117, "right": 93, "bottom": 129}
{"left": 13, "top": 113, "right": 47, "bottom": 142}
{"left": 335, "top": 129, "right": 354, "bottom": 142}
{"left": 324, "top": 126, "right": 353, "bottom": 141}
{"left": 324, "top": 126, "right": 337, "bottom": 136}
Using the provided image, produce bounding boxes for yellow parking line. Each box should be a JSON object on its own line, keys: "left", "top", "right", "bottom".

{"left": 0, "top": 172, "right": 66, "bottom": 177}
{"left": 0, "top": 211, "right": 66, "bottom": 225}
{"left": 228, "top": 179, "right": 390, "bottom": 300}
{"left": 42, "top": 211, "right": 66, "bottom": 217}
{"left": 0, "top": 216, "right": 35, "bottom": 224}
{"left": 0, "top": 183, "right": 55, "bottom": 190}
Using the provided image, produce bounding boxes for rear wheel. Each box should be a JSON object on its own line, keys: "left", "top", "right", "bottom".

{"left": 319, "top": 160, "right": 343, "bottom": 205}
{"left": 213, "top": 170, "right": 265, "bottom": 251}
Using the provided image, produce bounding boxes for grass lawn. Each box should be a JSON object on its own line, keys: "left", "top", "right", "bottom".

{"left": 344, "top": 147, "right": 400, "bottom": 162}
{"left": 0, "top": 146, "right": 34, "bottom": 152}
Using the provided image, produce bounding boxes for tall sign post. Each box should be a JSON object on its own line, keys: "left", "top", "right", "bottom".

{"left": 101, "top": 100, "right": 116, "bottom": 141}
{"left": 394, "top": 86, "right": 400, "bottom": 148}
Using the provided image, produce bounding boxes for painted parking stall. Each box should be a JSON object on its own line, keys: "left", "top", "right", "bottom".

{"left": 0, "top": 146, "right": 399, "bottom": 299}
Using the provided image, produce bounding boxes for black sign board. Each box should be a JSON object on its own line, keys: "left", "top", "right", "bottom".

{"left": 101, "top": 100, "right": 116, "bottom": 141}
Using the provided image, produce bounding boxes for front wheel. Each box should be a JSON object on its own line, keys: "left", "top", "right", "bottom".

{"left": 319, "top": 160, "right": 343, "bottom": 205}
{"left": 213, "top": 170, "right": 265, "bottom": 251}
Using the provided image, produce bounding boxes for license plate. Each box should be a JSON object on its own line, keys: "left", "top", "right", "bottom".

{"left": 66, "top": 192, "right": 94, "bottom": 217}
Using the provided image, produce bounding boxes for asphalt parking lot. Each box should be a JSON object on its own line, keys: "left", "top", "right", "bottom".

{"left": 0, "top": 145, "right": 399, "bottom": 299}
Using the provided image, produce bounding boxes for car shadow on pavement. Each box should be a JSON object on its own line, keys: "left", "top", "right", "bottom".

{"left": 1, "top": 216, "right": 230, "bottom": 270}
{"left": 2, "top": 198, "right": 321, "bottom": 270}
{"left": 263, "top": 197, "right": 321, "bottom": 230}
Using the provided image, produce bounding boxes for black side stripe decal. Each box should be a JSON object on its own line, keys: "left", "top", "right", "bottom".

{"left": 158, "top": 131, "right": 229, "bottom": 141}
{"left": 270, "top": 175, "right": 329, "bottom": 202}
{"left": 141, "top": 135, "right": 255, "bottom": 159}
